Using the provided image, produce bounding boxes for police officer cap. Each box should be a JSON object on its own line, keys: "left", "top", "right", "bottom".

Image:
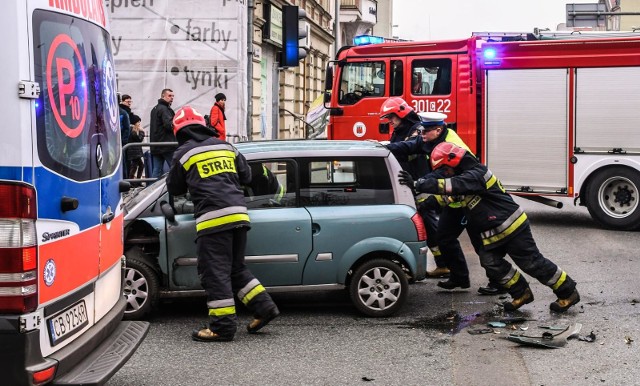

{"left": 418, "top": 112, "right": 447, "bottom": 127}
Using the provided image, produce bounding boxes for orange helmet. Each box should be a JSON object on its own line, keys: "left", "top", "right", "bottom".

{"left": 379, "top": 97, "right": 413, "bottom": 122}
{"left": 173, "top": 105, "right": 206, "bottom": 135}
{"left": 430, "top": 142, "right": 467, "bottom": 170}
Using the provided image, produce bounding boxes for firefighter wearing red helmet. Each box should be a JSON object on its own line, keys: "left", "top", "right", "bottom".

{"left": 398, "top": 143, "right": 581, "bottom": 313}
{"left": 379, "top": 101, "right": 455, "bottom": 280}
{"left": 166, "top": 106, "right": 279, "bottom": 341}
{"left": 385, "top": 111, "right": 480, "bottom": 290}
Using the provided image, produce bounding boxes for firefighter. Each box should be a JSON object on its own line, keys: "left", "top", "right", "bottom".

{"left": 246, "top": 163, "right": 286, "bottom": 205}
{"left": 379, "top": 98, "right": 450, "bottom": 279}
{"left": 398, "top": 142, "right": 581, "bottom": 312}
{"left": 166, "top": 106, "right": 279, "bottom": 341}
{"left": 385, "top": 112, "right": 476, "bottom": 289}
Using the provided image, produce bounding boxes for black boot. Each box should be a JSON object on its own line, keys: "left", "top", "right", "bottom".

{"left": 477, "top": 282, "right": 508, "bottom": 296}
{"left": 437, "top": 277, "right": 470, "bottom": 290}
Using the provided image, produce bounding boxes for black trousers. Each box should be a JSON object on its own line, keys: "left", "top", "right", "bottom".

{"left": 436, "top": 206, "right": 470, "bottom": 282}
{"left": 472, "top": 223, "right": 576, "bottom": 299}
{"left": 196, "top": 227, "right": 276, "bottom": 337}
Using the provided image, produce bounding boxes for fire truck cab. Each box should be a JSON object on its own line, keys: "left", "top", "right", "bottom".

{"left": 324, "top": 33, "right": 640, "bottom": 231}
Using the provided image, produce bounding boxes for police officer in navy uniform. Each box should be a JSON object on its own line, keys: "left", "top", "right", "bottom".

{"left": 166, "top": 106, "right": 279, "bottom": 342}
{"left": 399, "top": 142, "right": 581, "bottom": 312}
{"left": 385, "top": 112, "right": 475, "bottom": 290}
{"left": 379, "top": 98, "right": 451, "bottom": 279}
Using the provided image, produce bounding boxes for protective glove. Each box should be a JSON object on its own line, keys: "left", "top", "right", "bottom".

{"left": 398, "top": 170, "right": 415, "bottom": 189}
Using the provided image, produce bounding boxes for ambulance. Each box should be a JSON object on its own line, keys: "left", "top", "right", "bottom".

{"left": 0, "top": 1, "right": 148, "bottom": 385}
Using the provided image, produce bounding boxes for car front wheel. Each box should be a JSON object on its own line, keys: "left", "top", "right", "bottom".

{"left": 123, "top": 249, "right": 159, "bottom": 320}
{"left": 349, "top": 258, "right": 408, "bottom": 317}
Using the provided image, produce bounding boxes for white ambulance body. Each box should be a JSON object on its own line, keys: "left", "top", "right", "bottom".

{"left": 0, "top": 1, "right": 148, "bottom": 385}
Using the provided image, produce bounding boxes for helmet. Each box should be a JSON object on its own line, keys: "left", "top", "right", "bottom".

{"left": 379, "top": 97, "right": 413, "bottom": 122}
{"left": 430, "top": 142, "right": 467, "bottom": 170}
{"left": 173, "top": 105, "right": 206, "bottom": 135}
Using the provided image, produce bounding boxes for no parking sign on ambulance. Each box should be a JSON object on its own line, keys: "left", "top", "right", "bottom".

{"left": 46, "top": 33, "right": 87, "bottom": 138}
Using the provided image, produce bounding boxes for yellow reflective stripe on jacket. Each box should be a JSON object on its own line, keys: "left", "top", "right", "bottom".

{"left": 430, "top": 246, "right": 442, "bottom": 257}
{"left": 481, "top": 209, "right": 528, "bottom": 246}
{"left": 196, "top": 213, "right": 250, "bottom": 232}
{"left": 196, "top": 206, "right": 250, "bottom": 232}
{"left": 208, "top": 306, "right": 236, "bottom": 317}
{"left": 415, "top": 193, "right": 430, "bottom": 203}
{"left": 180, "top": 145, "right": 236, "bottom": 171}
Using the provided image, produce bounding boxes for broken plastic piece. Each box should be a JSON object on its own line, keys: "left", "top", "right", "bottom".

{"left": 468, "top": 328, "right": 494, "bottom": 335}
{"left": 488, "top": 321, "right": 506, "bottom": 328}
{"left": 577, "top": 331, "right": 596, "bottom": 342}
{"left": 507, "top": 323, "right": 582, "bottom": 348}
{"left": 539, "top": 325, "right": 568, "bottom": 330}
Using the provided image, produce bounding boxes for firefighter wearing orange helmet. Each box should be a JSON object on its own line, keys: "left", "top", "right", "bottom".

{"left": 379, "top": 100, "right": 454, "bottom": 279}
{"left": 398, "top": 142, "right": 580, "bottom": 312}
{"left": 166, "top": 106, "right": 279, "bottom": 341}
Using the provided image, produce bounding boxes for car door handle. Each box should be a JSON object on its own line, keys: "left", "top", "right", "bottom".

{"left": 102, "top": 207, "right": 115, "bottom": 224}
{"left": 312, "top": 223, "right": 320, "bottom": 234}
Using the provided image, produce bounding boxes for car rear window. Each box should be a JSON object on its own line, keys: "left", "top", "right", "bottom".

{"left": 299, "top": 157, "right": 394, "bottom": 206}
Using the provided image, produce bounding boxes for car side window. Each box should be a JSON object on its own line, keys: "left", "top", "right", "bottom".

{"left": 244, "top": 161, "right": 296, "bottom": 209}
{"left": 300, "top": 157, "right": 394, "bottom": 206}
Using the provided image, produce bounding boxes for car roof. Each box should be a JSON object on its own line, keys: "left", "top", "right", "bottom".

{"left": 234, "top": 139, "right": 390, "bottom": 158}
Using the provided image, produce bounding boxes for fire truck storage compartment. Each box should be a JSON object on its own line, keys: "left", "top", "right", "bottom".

{"left": 485, "top": 68, "right": 568, "bottom": 193}
{"left": 575, "top": 67, "right": 640, "bottom": 152}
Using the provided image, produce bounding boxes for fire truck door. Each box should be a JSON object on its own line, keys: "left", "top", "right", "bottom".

{"left": 484, "top": 69, "right": 568, "bottom": 194}
{"left": 407, "top": 56, "right": 457, "bottom": 117}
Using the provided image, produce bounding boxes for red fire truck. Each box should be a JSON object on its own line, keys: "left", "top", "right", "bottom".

{"left": 322, "top": 33, "right": 640, "bottom": 231}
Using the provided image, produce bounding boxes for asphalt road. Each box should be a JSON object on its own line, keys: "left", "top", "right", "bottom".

{"left": 108, "top": 197, "right": 639, "bottom": 386}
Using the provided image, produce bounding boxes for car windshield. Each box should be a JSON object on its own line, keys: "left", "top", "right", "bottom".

{"left": 123, "top": 176, "right": 167, "bottom": 213}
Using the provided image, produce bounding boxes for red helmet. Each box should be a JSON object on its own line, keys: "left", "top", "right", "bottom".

{"left": 430, "top": 142, "right": 467, "bottom": 170}
{"left": 173, "top": 105, "right": 206, "bottom": 135}
{"left": 379, "top": 97, "right": 413, "bottom": 122}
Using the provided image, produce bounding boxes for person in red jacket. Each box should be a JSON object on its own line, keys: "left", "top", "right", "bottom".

{"left": 209, "top": 92, "right": 227, "bottom": 140}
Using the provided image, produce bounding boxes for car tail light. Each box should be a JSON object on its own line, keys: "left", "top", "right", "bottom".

{"left": 0, "top": 182, "right": 38, "bottom": 313}
{"left": 411, "top": 213, "right": 427, "bottom": 241}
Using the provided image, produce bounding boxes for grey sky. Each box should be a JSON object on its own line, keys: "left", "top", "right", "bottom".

{"left": 392, "top": 0, "right": 598, "bottom": 41}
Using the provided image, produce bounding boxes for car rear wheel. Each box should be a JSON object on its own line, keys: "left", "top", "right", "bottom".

{"left": 123, "top": 248, "right": 159, "bottom": 320}
{"left": 349, "top": 258, "right": 408, "bottom": 317}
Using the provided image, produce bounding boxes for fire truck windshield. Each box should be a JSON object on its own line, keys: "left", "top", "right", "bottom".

{"left": 338, "top": 62, "right": 385, "bottom": 105}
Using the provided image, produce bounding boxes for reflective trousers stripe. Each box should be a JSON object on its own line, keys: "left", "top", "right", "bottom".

{"left": 208, "top": 305, "right": 236, "bottom": 317}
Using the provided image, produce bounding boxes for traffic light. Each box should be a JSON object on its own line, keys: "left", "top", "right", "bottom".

{"left": 280, "top": 5, "right": 308, "bottom": 68}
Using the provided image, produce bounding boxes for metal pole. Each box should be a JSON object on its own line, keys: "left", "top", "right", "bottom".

{"left": 246, "top": 0, "right": 255, "bottom": 141}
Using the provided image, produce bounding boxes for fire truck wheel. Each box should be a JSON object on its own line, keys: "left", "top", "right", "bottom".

{"left": 585, "top": 166, "right": 640, "bottom": 231}
{"left": 123, "top": 248, "right": 159, "bottom": 320}
{"left": 349, "top": 258, "right": 408, "bottom": 317}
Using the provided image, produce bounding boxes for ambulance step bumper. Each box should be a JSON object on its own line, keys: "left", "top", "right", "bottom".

{"left": 52, "top": 321, "right": 149, "bottom": 385}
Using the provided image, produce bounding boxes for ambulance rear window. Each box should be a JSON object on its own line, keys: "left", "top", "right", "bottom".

{"left": 33, "top": 10, "right": 120, "bottom": 182}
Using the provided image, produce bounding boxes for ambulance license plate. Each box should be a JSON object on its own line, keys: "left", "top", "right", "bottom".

{"left": 47, "top": 300, "right": 89, "bottom": 346}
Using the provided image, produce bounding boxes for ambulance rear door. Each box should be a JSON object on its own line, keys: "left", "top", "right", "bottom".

{"left": 30, "top": 5, "right": 122, "bottom": 355}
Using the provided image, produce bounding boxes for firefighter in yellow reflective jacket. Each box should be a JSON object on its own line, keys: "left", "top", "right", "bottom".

{"left": 246, "top": 163, "right": 286, "bottom": 205}
{"left": 166, "top": 106, "right": 279, "bottom": 341}
{"left": 399, "top": 142, "right": 581, "bottom": 312}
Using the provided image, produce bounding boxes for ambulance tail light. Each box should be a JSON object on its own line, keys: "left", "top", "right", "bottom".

{"left": 0, "top": 182, "right": 38, "bottom": 313}
{"left": 411, "top": 213, "right": 427, "bottom": 242}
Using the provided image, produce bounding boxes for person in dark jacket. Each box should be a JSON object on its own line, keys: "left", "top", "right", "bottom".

{"left": 399, "top": 142, "right": 581, "bottom": 313}
{"left": 379, "top": 98, "right": 450, "bottom": 279}
{"left": 166, "top": 106, "right": 279, "bottom": 342}
{"left": 385, "top": 112, "right": 474, "bottom": 290}
{"left": 127, "top": 114, "right": 145, "bottom": 182}
{"left": 120, "top": 94, "right": 135, "bottom": 122}
{"left": 150, "top": 88, "right": 176, "bottom": 178}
